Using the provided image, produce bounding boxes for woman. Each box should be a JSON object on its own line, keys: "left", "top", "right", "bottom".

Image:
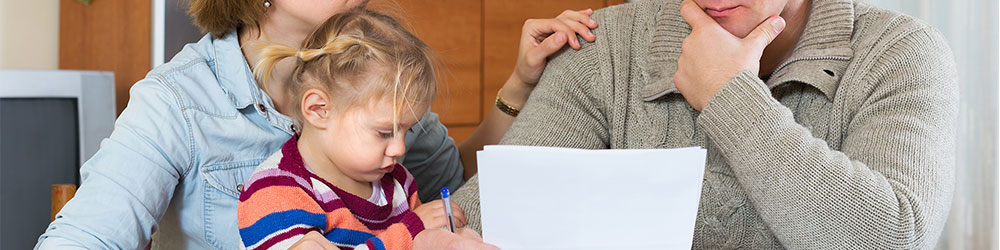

{"left": 35, "top": 0, "right": 598, "bottom": 249}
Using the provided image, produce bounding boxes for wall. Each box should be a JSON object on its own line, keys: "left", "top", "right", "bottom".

{"left": 0, "top": 0, "right": 59, "bottom": 70}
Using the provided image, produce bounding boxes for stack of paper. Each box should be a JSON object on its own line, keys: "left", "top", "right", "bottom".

{"left": 476, "top": 145, "right": 707, "bottom": 250}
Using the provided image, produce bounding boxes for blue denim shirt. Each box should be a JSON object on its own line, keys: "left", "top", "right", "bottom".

{"left": 35, "top": 31, "right": 464, "bottom": 250}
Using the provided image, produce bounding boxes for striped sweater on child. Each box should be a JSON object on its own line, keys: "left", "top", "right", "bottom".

{"left": 238, "top": 137, "right": 425, "bottom": 250}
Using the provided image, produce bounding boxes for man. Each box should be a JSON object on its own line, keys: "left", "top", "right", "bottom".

{"left": 449, "top": 0, "right": 957, "bottom": 248}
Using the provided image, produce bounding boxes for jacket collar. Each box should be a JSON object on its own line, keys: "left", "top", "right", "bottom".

{"left": 208, "top": 30, "right": 294, "bottom": 135}
{"left": 643, "top": 0, "right": 855, "bottom": 102}
{"left": 210, "top": 30, "right": 271, "bottom": 110}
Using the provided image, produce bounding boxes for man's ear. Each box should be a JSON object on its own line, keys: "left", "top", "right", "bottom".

{"left": 301, "top": 89, "right": 332, "bottom": 129}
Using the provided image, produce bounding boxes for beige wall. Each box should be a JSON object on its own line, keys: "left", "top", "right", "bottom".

{"left": 0, "top": 0, "right": 59, "bottom": 69}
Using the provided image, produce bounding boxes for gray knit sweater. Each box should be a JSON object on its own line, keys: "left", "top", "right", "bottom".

{"left": 451, "top": 0, "right": 958, "bottom": 249}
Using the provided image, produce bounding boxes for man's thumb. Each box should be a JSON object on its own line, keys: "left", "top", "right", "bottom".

{"left": 746, "top": 16, "right": 786, "bottom": 49}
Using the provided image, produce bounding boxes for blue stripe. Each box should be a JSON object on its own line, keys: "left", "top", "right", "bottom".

{"left": 368, "top": 237, "right": 387, "bottom": 250}
{"left": 239, "top": 209, "right": 326, "bottom": 246}
{"left": 324, "top": 228, "right": 377, "bottom": 246}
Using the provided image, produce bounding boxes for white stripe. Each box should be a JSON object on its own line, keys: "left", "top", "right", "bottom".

{"left": 332, "top": 241, "right": 370, "bottom": 249}
{"left": 264, "top": 235, "right": 304, "bottom": 250}
{"left": 391, "top": 179, "right": 408, "bottom": 207}
{"left": 246, "top": 224, "right": 317, "bottom": 249}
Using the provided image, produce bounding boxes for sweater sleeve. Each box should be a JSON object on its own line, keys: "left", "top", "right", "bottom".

{"left": 238, "top": 178, "right": 327, "bottom": 250}
{"left": 329, "top": 170, "right": 426, "bottom": 250}
{"left": 695, "top": 28, "right": 957, "bottom": 249}
{"left": 239, "top": 177, "right": 425, "bottom": 250}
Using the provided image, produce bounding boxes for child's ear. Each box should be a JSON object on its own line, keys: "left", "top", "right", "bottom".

{"left": 301, "top": 89, "right": 332, "bottom": 129}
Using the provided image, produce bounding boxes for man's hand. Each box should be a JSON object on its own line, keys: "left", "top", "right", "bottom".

{"left": 413, "top": 199, "right": 467, "bottom": 230}
{"left": 673, "top": 0, "right": 786, "bottom": 111}
{"left": 413, "top": 228, "right": 501, "bottom": 250}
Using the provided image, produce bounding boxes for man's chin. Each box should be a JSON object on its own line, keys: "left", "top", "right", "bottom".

{"left": 717, "top": 21, "right": 756, "bottom": 38}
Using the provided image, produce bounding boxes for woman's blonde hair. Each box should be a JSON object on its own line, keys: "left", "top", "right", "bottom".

{"left": 253, "top": 8, "right": 437, "bottom": 134}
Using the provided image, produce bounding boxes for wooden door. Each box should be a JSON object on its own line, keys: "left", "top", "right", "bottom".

{"left": 59, "top": 0, "right": 151, "bottom": 116}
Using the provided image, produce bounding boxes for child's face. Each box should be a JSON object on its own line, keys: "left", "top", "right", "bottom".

{"left": 318, "top": 99, "right": 427, "bottom": 183}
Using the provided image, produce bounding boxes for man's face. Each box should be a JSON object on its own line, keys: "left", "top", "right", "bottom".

{"left": 692, "top": 0, "right": 791, "bottom": 38}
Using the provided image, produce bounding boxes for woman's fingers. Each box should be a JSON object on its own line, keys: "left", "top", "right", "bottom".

{"left": 526, "top": 32, "right": 567, "bottom": 68}
{"left": 556, "top": 9, "right": 597, "bottom": 29}
{"left": 510, "top": 8, "right": 598, "bottom": 86}
{"left": 558, "top": 18, "right": 595, "bottom": 42}
{"left": 555, "top": 9, "right": 597, "bottom": 41}
{"left": 528, "top": 19, "right": 579, "bottom": 49}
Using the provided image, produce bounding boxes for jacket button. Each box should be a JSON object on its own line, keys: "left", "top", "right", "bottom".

{"left": 257, "top": 104, "right": 267, "bottom": 113}
{"left": 236, "top": 184, "right": 244, "bottom": 192}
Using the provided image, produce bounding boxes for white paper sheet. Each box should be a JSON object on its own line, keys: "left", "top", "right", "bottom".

{"left": 476, "top": 146, "right": 707, "bottom": 250}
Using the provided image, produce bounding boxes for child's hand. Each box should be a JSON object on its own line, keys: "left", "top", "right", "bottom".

{"left": 413, "top": 199, "right": 467, "bottom": 230}
{"left": 288, "top": 231, "right": 337, "bottom": 250}
{"left": 512, "top": 9, "right": 598, "bottom": 87}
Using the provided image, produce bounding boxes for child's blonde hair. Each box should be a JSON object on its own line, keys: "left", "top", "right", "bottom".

{"left": 253, "top": 8, "right": 437, "bottom": 135}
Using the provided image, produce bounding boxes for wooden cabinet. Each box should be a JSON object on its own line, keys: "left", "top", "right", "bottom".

{"left": 60, "top": 0, "right": 625, "bottom": 143}
{"left": 372, "top": 0, "right": 625, "bottom": 143}
{"left": 59, "top": 0, "right": 151, "bottom": 116}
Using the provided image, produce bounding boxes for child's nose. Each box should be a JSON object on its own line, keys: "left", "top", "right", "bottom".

{"left": 385, "top": 136, "right": 406, "bottom": 158}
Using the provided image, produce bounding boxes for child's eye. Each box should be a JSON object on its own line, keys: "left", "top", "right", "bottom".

{"left": 378, "top": 131, "right": 394, "bottom": 138}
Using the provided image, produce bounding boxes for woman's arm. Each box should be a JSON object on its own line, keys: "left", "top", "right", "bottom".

{"left": 35, "top": 79, "right": 192, "bottom": 250}
{"left": 458, "top": 9, "right": 600, "bottom": 179}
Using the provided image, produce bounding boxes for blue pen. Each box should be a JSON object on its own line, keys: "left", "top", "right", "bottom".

{"left": 440, "top": 187, "right": 457, "bottom": 233}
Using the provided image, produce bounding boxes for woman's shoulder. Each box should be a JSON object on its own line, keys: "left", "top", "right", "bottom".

{"left": 145, "top": 34, "right": 217, "bottom": 80}
{"left": 133, "top": 32, "right": 253, "bottom": 119}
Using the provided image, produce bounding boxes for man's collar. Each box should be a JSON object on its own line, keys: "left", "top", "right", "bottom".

{"left": 643, "top": 0, "right": 855, "bottom": 102}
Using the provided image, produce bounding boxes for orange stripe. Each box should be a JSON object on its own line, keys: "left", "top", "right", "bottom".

{"left": 379, "top": 223, "right": 414, "bottom": 250}
{"left": 238, "top": 186, "right": 324, "bottom": 228}
{"left": 324, "top": 207, "right": 371, "bottom": 232}
{"left": 408, "top": 192, "right": 421, "bottom": 209}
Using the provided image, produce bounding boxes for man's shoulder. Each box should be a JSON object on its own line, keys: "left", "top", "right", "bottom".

{"left": 841, "top": 2, "right": 956, "bottom": 105}
{"left": 850, "top": 2, "right": 948, "bottom": 58}
{"left": 545, "top": 0, "right": 669, "bottom": 80}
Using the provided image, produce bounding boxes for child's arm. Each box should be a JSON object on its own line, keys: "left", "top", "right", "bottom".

{"left": 319, "top": 209, "right": 423, "bottom": 250}
{"left": 326, "top": 192, "right": 426, "bottom": 250}
{"left": 238, "top": 184, "right": 327, "bottom": 250}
